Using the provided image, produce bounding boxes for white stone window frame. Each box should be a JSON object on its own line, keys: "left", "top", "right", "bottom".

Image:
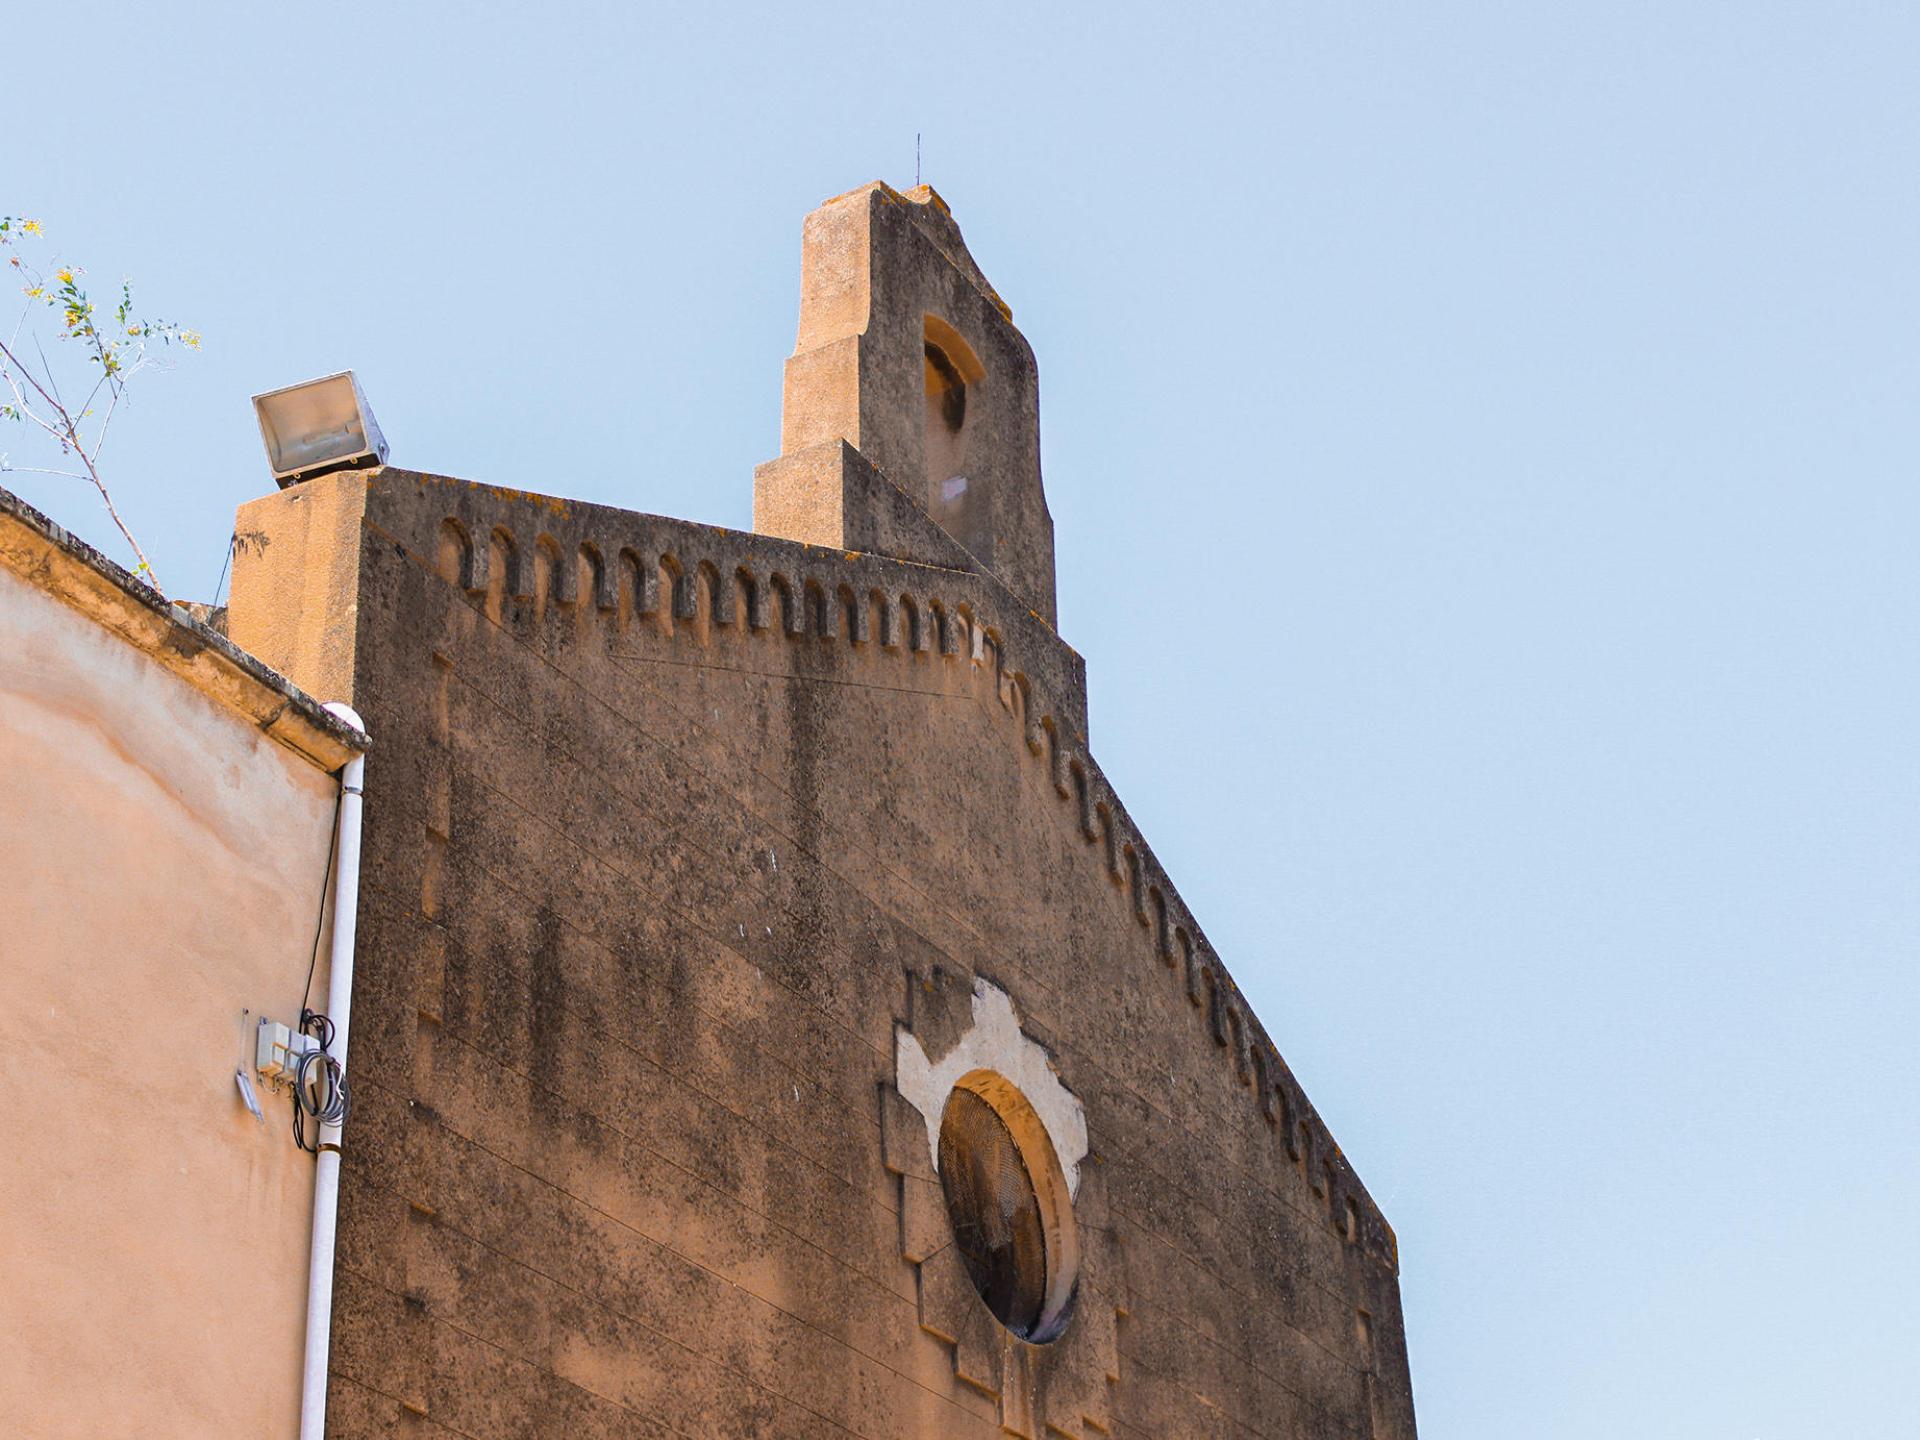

{"left": 895, "top": 978, "right": 1088, "bottom": 1343}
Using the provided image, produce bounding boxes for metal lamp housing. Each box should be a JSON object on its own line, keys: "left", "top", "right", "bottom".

{"left": 252, "top": 371, "right": 389, "bottom": 489}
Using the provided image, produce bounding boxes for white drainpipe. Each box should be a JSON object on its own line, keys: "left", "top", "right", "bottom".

{"left": 300, "top": 702, "right": 367, "bottom": 1440}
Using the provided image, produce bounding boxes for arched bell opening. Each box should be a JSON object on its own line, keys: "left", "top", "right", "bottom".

{"left": 922, "top": 314, "right": 989, "bottom": 559}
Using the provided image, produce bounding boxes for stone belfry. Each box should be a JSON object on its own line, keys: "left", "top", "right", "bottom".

{"left": 754, "top": 182, "right": 1058, "bottom": 626}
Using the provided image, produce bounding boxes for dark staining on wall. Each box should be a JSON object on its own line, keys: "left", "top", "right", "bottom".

{"left": 259, "top": 463, "right": 1415, "bottom": 1439}
{"left": 414, "top": 478, "right": 1394, "bottom": 1268}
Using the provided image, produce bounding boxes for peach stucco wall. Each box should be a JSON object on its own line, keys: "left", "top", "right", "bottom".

{"left": 0, "top": 562, "right": 342, "bottom": 1437}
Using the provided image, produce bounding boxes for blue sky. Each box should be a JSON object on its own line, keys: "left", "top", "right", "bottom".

{"left": 8, "top": 4, "right": 1917, "bottom": 1435}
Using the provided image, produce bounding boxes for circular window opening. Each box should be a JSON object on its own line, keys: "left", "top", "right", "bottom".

{"left": 936, "top": 1072, "right": 1079, "bottom": 1343}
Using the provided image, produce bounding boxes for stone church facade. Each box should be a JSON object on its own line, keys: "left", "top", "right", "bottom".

{"left": 229, "top": 182, "right": 1417, "bottom": 1438}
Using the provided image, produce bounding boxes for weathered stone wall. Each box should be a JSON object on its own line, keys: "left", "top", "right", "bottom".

{"left": 234, "top": 466, "right": 1414, "bottom": 1437}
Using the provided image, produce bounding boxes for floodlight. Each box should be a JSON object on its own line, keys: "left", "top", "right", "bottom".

{"left": 252, "top": 371, "right": 388, "bottom": 488}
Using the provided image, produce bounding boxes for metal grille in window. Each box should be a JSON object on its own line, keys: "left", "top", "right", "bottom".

{"left": 938, "top": 1086, "right": 1050, "bottom": 1339}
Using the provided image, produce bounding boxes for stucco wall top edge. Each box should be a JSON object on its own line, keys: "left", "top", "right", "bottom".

{"left": 0, "top": 485, "right": 369, "bottom": 768}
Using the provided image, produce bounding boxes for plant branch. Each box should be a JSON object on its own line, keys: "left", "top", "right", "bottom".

{"left": 87, "top": 382, "right": 123, "bottom": 466}
{"left": 3, "top": 465, "right": 90, "bottom": 480}
{"left": 78, "top": 366, "right": 112, "bottom": 427}
{"left": 0, "top": 334, "right": 162, "bottom": 592}
{"left": 32, "top": 330, "right": 63, "bottom": 409}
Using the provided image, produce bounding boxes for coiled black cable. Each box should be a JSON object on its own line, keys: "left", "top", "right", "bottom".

{"left": 291, "top": 1007, "right": 351, "bottom": 1153}
{"left": 292, "top": 787, "right": 346, "bottom": 1152}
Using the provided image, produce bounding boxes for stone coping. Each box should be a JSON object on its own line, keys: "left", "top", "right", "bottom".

{"left": 0, "top": 483, "right": 369, "bottom": 771}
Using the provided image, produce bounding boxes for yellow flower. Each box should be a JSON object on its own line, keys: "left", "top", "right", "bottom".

{"left": 55, "top": 267, "right": 73, "bottom": 284}
{"left": 23, "top": 286, "right": 43, "bottom": 298}
{"left": 21, "top": 219, "right": 43, "bottom": 235}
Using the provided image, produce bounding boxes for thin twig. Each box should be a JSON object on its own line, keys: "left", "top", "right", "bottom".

{"left": 3, "top": 371, "right": 77, "bottom": 451}
{"left": 0, "top": 334, "right": 162, "bottom": 591}
{"left": 2, "top": 465, "right": 89, "bottom": 480}
{"left": 32, "top": 330, "right": 62, "bottom": 409}
{"left": 87, "top": 383, "right": 122, "bottom": 466}
{"left": 77, "top": 367, "right": 113, "bottom": 429}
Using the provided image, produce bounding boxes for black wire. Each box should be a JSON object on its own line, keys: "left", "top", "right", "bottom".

{"left": 301, "top": 1009, "right": 335, "bottom": 1051}
{"left": 293, "top": 1007, "right": 350, "bottom": 1153}
{"left": 300, "top": 786, "right": 344, "bottom": 1019}
{"left": 292, "top": 788, "right": 347, "bottom": 1152}
{"left": 211, "top": 530, "right": 237, "bottom": 611}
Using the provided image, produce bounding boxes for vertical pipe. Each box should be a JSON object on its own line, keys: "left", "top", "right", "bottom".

{"left": 300, "top": 702, "right": 366, "bottom": 1440}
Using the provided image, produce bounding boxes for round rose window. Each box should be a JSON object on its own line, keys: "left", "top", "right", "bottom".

{"left": 936, "top": 1072, "right": 1079, "bottom": 1342}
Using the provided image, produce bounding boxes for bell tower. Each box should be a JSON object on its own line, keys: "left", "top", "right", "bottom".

{"left": 754, "top": 182, "right": 1059, "bottom": 627}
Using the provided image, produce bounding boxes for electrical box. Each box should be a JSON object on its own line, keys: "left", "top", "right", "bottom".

{"left": 255, "top": 1017, "right": 318, "bottom": 1093}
